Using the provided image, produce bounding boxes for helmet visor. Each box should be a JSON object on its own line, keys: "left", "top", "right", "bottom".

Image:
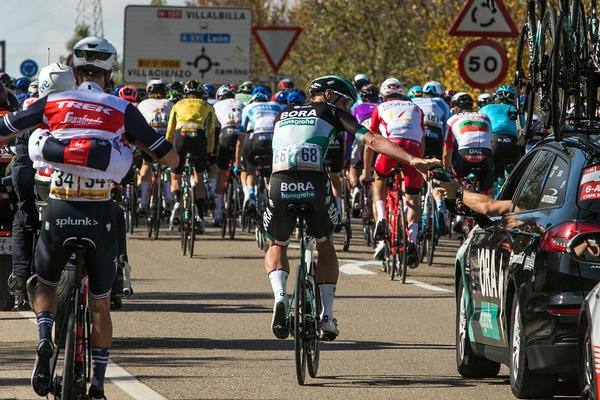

{"left": 74, "top": 49, "right": 112, "bottom": 62}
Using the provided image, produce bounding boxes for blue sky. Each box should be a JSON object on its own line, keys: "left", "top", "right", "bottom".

{"left": 0, "top": 0, "right": 188, "bottom": 77}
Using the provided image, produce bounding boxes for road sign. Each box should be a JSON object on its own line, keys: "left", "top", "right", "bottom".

{"left": 449, "top": 0, "right": 518, "bottom": 38}
{"left": 0, "top": 41, "right": 5, "bottom": 72}
{"left": 20, "top": 59, "right": 38, "bottom": 78}
{"left": 123, "top": 6, "right": 252, "bottom": 84}
{"left": 458, "top": 39, "right": 508, "bottom": 90}
{"left": 252, "top": 26, "right": 301, "bottom": 73}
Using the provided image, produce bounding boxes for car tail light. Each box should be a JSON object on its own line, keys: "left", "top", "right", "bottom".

{"left": 547, "top": 307, "right": 580, "bottom": 316}
{"left": 540, "top": 221, "right": 600, "bottom": 252}
{"left": 0, "top": 231, "right": 11, "bottom": 237}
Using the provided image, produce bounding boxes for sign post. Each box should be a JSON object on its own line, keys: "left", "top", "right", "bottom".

{"left": 252, "top": 26, "right": 301, "bottom": 90}
{"left": 0, "top": 41, "right": 5, "bottom": 72}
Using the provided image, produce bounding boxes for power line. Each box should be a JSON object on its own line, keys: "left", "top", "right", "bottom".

{"left": 76, "top": 0, "right": 104, "bottom": 36}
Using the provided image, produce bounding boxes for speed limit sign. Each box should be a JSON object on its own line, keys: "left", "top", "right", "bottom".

{"left": 458, "top": 38, "right": 508, "bottom": 90}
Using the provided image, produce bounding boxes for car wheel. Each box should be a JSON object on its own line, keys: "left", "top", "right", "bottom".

{"left": 0, "top": 255, "right": 15, "bottom": 311}
{"left": 581, "top": 322, "right": 597, "bottom": 400}
{"left": 509, "top": 294, "right": 556, "bottom": 398}
{"left": 456, "top": 277, "right": 500, "bottom": 378}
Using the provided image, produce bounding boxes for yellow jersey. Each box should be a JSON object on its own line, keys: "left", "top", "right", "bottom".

{"left": 166, "top": 98, "right": 216, "bottom": 153}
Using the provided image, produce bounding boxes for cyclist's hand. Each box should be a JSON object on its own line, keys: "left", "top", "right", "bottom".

{"left": 360, "top": 169, "right": 372, "bottom": 184}
{"left": 233, "top": 165, "right": 240, "bottom": 176}
{"left": 432, "top": 178, "right": 460, "bottom": 199}
{"left": 410, "top": 157, "right": 441, "bottom": 173}
{"left": 159, "top": 148, "right": 179, "bottom": 169}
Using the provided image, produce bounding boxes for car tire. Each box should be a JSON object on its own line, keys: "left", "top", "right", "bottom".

{"left": 0, "top": 255, "right": 14, "bottom": 311}
{"left": 509, "top": 294, "right": 556, "bottom": 398}
{"left": 580, "top": 320, "right": 597, "bottom": 400}
{"left": 456, "top": 277, "right": 501, "bottom": 378}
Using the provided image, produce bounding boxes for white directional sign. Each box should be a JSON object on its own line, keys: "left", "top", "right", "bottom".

{"left": 458, "top": 39, "right": 508, "bottom": 90}
{"left": 252, "top": 27, "right": 301, "bottom": 73}
{"left": 123, "top": 6, "right": 252, "bottom": 84}
{"left": 449, "top": 0, "right": 518, "bottom": 38}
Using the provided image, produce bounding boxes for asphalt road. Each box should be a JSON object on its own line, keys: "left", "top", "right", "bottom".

{"left": 0, "top": 220, "right": 578, "bottom": 400}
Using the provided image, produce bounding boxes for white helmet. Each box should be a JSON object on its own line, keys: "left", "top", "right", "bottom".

{"left": 216, "top": 84, "right": 235, "bottom": 100}
{"left": 422, "top": 81, "right": 446, "bottom": 97}
{"left": 28, "top": 80, "right": 39, "bottom": 97}
{"left": 353, "top": 73, "right": 369, "bottom": 83}
{"left": 380, "top": 78, "right": 405, "bottom": 98}
{"left": 72, "top": 36, "right": 117, "bottom": 72}
{"left": 38, "top": 63, "right": 75, "bottom": 98}
{"left": 146, "top": 79, "right": 167, "bottom": 94}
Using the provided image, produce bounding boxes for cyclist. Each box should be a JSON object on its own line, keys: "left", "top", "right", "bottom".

{"left": 413, "top": 81, "right": 451, "bottom": 160}
{"left": 362, "top": 78, "right": 425, "bottom": 265}
{"left": 353, "top": 73, "right": 370, "bottom": 91}
{"left": 166, "top": 79, "right": 216, "bottom": 231}
{"left": 235, "top": 81, "right": 254, "bottom": 105}
{"left": 477, "top": 92, "right": 495, "bottom": 109}
{"left": 274, "top": 90, "right": 288, "bottom": 106}
{"left": 444, "top": 92, "right": 494, "bottom": 194}
{"left": 254, "top": 85, "right": 272, "bottom": 99}
{"left": 0, "top": 36, "right": 178, "bottom": 399}
{"left": 167, "top": 89, "right": 184, "bottom": 104}
{"left": 278, "top": 78, "right": 294, "bottom": 91}
{"left": 202, "top": 83, "right": 217, "bottom": 105}
{"left": 14, "top": 77, "right": 30, "bottom": 105}
{"left": 118, "top": 85, "right": 138, "bottom": 106}
{"left": 213, "top": 85, "right": 244, "bottom": 225}
{"left": 286, "top": 90, "right": 305, "bottom": 106}
{"left": 478, "top": 85, "right": 521, "bottom": 180}
{"left": 240, "top": 92, "right": 281, "bottom": 210}
{"left": 265, "top": 75, "right": 439, "bottom": 341}
{"left": 407, "top": 86, "right": 423, "bottom": 99}
{"left": 137, "top": 79, "right": 173, "bottom": 213}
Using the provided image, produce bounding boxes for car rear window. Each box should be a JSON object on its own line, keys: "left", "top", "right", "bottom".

{"left": 579, "top": 163, "right": 600, "bottom": 211}
{"left": 514, "top": 151, "right": 555, "bottom": 211}
{"left": 538, "top": 156, "right": 568, "bottom": 208}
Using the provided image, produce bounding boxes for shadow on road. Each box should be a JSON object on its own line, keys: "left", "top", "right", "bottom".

{"left": 307, "top": 373, "right": 481, "bottom": 388}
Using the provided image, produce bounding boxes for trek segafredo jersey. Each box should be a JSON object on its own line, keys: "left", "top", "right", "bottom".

{"left": 272, "top": 102, "right": 369, "bottom": 173}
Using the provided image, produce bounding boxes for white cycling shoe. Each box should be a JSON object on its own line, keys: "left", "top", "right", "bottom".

{"left": 320, "top": 315, "right": 339, "bottom": 341}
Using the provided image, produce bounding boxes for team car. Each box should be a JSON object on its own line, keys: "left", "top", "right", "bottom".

{"left": 454, "top": 133, "right": 600, "bottom": 398}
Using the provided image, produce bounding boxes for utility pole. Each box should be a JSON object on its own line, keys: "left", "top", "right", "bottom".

{"left": 76, "top": 0, "right": 104, "bottom": 36}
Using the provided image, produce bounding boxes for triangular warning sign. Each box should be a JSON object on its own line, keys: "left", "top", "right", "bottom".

{"left": 252, "top": 26, "right": 302, "bottom": 73}
{"left": 449, "top": 0, "right": 518, "bottom": 38}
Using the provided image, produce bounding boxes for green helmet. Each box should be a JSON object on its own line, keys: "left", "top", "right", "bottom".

{"left": 309, "top": 75, "right": 358, "bottom": 104}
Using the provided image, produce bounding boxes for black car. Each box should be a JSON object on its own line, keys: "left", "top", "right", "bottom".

{"left": 454, "top": 134, "right": 600, "bottom": 398}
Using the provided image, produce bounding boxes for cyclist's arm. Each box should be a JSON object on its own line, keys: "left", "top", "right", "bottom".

{"left": 165, "top": 105, "right": 177, "bottom": 143}
{"left": 443, "top": 124, "right": 453, "bottom": 170}
{"left": 463, "top": 191, "right": 513, "bottom": 216}
{"left": 0, "top": 96, "right": 46, "bottom": 137}
{"left": 234, "top": 134, "right": 244, "bottom": 168}
{"left": 206, "top": 108, "right": 216, "bottom": 154}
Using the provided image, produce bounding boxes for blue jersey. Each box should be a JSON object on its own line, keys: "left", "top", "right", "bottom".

{"left": 479, "top": 103, "right": 517, "bottom": 136}
{"left": 241, "top": 101, "right": 281, "bottom": 134}
{"left": 412, "top": 97, "right": 450, "bottom": 139}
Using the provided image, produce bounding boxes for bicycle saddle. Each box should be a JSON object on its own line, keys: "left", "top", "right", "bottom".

{"left": 63, "top": 237, "right": 96, "bottom": 250}
{"left": 287, "top": 203, "right": 313, "bottom": 218}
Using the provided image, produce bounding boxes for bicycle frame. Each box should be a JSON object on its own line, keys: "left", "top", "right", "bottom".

{"left": 385, "top": 168, "right": 409, "bottom": 282}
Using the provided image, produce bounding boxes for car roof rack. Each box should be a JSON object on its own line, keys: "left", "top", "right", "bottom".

{"left": 561, "top": 117, "right": 600, "bottom": 136}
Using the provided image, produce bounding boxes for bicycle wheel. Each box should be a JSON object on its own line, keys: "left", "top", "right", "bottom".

{"left": 514, "top": 23, "right": 536, "bottom": 142}
{"left": 306, "top": 254, "right": 320, "bottom": 378}
{"left": 229, "top": 179, "right": 238, "bottom": 240}
{"left": 153, "top": 174, "right": 162, "bottom": 240}
{"left": 397, "top": 193, "right": 408, "bottom": 284}
{"left": 147, "top": 180, "right": 157, "bottom": 239}
{"left": 60, "top": 299, "right": 77, "bottom": 400}
{"left": 427, "top": 199, "right": 436, "bottom": 266}
{"left": 180, "top": 187, "right": 189, "bottom": 256}
{"left": 188, "top": 183, "right": 196, "bottom": 258}
{"left": 294, "top": 261, "right": 308, "bottom": 385}
{"left": 539, "top": 6, "right": 557, "bottom": 130}
{"left": 386, "top": 193, "right": 396, "bottom": 281}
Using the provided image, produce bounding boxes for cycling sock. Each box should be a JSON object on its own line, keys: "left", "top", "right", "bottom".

{"left": 36, "top": 311, "right": 54, "bottom": 342}
{"left": 243, "top": 186, "right": 251, "bottom": 199}
{"left": 408, "top": 223, "right": 418, "bottom": 243}
{"left": 139, "top": 181, "right": 149, "bottom": 205}
{"left": 268, "top": 269, "right": 288, "bottom": 304}
{"left": 195, "top": 199, "right": 205, "bottom": 218}
{"left": 215, "top": 195, "right": 223, "bottom": 218}
{"left": 91, "top": 347, "right": 109, "bottom": 392}
{"left": 173, "top": 190, "right": 181, "bottom": 203}
{"left": 318, "top": 284, "right": 336, "bottom": 320}
{"left": 375, "top": 201, "right": 385, "bottom": 221}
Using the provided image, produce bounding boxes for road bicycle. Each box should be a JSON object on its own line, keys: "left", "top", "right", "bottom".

{"left": 361, "top": 178, "right": 374, "bottom": 247}
{"left": 121, "top": 181, "right": 138, "bottom": 235}
{"left": 383, "top": 167, "right": 410, "bottom": 283}
{"left": 252, "top": 156, "right": 271, "bottom": 251}
{"left": 286, "top": 203, "right": 321, "bottom": 386}
{"left": 180, "top": 155, "right": 196, "bottom": 258}
{"left": 146, "top": 163, "right": 165, "bottom": 240}
{"left": 420, "top": 176, "right": 442, "bottom": 267}
{"left": 221, "top": 167, "right": 243, "bottom": 240}
{"left": 339, "top": 173, "right": 352, "bottom": 252}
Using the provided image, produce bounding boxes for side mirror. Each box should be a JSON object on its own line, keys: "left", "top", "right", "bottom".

{"left": 567, "top": 232, "right": 600, "bottom": 263}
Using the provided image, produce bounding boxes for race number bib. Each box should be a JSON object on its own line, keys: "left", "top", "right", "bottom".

{"left": 424, "top": 113, "right": 442, "bottom": 128}
{"left": 272, "top": 143, "right": 322, "bottom": 172}
{"left": 50, "top": 170, "right": 111, "bottom": 201}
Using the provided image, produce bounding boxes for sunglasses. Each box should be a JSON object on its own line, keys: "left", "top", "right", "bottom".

{"left": 74, "top": 49, "right": 112, "bottom": 61}
{"left": 331, "top": 90, "right": 355, "bottom": 109}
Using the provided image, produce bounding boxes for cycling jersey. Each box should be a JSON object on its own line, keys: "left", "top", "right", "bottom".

{"left": 241, "top": 101, "right": 281, "bottom": 134}
{"left": 22, "top": 97, "right": 38, "bottom": 110}
{"left": 445, "top": 112, "right": 493, "bottom": 151}
{"left": 346, "top": 102, "right": 378, "bottom": 167}
{"left": 370, "top": 99, "right": 424, "bottom": 143}
{"left": 214, "top": 98, "right": 243, "bottom": 130}
{"left": 235, "top": 93, "right": 252, "bottom": 106}
{"left": 137, "top": 98, "right": 173, "bottom": 136}
{"left": 479, "top": 103, "right": 517, "bottom": 136}
{"left": 271, "top": 102, "right": 369, "bottom": 173}
{"left": 412, "top": 97, "right": 450, "bottom": 158}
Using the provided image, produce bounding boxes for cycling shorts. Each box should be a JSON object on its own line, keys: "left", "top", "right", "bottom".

{"left": 325, "top": 147, "right": 344, "bottom": 174}
{"left": 172, "top": 131, "right": 208, "bottom": 175}
{"left": 241, "top": 132, "right": 273, "bottom": 171}
{"left": 374, "top": 138, "right": 424, "bottom": 195}
{"left": 350, "top": 137, "right": 364, "bottom": 168}
{"left": 264, "top": 171, "right": 339, "bottom": 246}
{"left": 423, "top": 127, "right": 444, "bottom": 160}
{"left": 492, "top": 134, "right": 520, "bottom": 179}
{"left": 452, "top": 148, "right": 494, "bottom": 192}
{"left": 216, "top": 127, "right": 240, "bottom": 170}
{"left": 34, "top": 198, "right": 117, "bottom": 299}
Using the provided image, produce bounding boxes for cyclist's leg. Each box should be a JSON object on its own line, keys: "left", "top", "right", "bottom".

{"left": 137, "top": 154, "right": 153, "bottom": 211}
{"left": 401, "top": 139, "right": 425, "bottom": 244}
{"left": 373, "top": 153, "right": 394, "bottom": 233}
{"left": 215, "top": 131, "right": 237, "bottom": 222}
{"left": 187, "top": 134, "right": 208, "bottom": 220}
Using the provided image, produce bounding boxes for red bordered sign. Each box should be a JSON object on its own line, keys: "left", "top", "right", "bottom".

{"left": 252, "top": 26, "right": 302, "bottom": 73}
{"left": 458, "top": 38, "right": 508, "bottom": 90}
{"left": 449, "top": 0, "right": 518, "bottom": 38}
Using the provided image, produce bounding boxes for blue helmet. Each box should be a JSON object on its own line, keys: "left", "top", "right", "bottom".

{"left": 15, "top": 77, "right": 30, "bottom": 90}
{"left": 495, "top": 85, "right": 516, "bottom": 104}
{"left": 113, "top": 85, "right": 123, "bottom": 97}
{"left": 287, "top": 90, "right": 305, "bottom": 104}
{"left": 275, "top": 90, "right": 289, "bottom": 104}
{"left": 249, "top": 92, "right": 269, "bottom": 103}
{"left": 202, "top": 83, "right": 216, "bottom": 99}
{"left": 252, "top": 85, "right": 272, "bottom": 98}
{"left": 407, "top": 86, "right": 423, "bottom": 98}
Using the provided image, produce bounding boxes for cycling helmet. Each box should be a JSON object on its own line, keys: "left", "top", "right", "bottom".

{"left": 15, "top": 77, "right": 30, "bottom": 90}
{"left": 407, "top": 85, "right": 423, "bottom": 98}
{"left": 379, "top": 78, "right": 405, "bottom": 98}
{"left": 451, "top": 92, "right": 474, "bottom": 110}
{"left": 252, "top": 85, "right": 272, "bottom": 97}
{"left": 112, "top": 86, "right": 122, "bottom": 96}
{"left": 275, "top": 90, "right": 289, "bottom": 104}
{"left": 118, "top": 86, "right": 137, "bottom": 102}
{"left": 136, "top": 88, "right": 147, "bottom": 102}
{"left": 359, "top": 84, "right": 379, "bottom": 102}
{"left": 216, "top": 84, "right": 235, "bottom": 100}
{"left": 249, "top": 92, "right": 269, "bottom": 103}
{"left": 495, "top": 85, "right": 516, "bottom": 104}
{"left": 72, "top": 36, "right": 117, "bottom": 72}
{"left": 287, "top": 90, "right": 305, "bottom": 104}
{"left": 309, "top": 75, "right": 358, "bottom": 104}
{"left": 202, "top": 83, "right": 216, "bottom": 99}
{"left": 146, "top": 79, "right": 167, "bottom": 97}
{"left": 353, "top": 73, "right": 370, "bottom": 89}
{"left": 28, "top": 80, "right": 39, "bottom": 97}
{"left": 278, "top": 78, "right": 294, "bottom": 90}
{"left": 38, "top": 63, "right": 75, "bottom": 98}
{"left": 477, "top": 93, "right": 495, "bottom": 108}
{"left": 167, "top": 90, "right": 183, "bottom": 103}
{"left": 422, "top": 81, "right": 445, "bottom": 97}
{"left": 183, "top": 80, "right": 206, "bottom": 96}
{"left": 169, "top": 81, "right": 184, "bottom": 93}
{"left": 237, "top": 81, "right": 254, "bottom": 94}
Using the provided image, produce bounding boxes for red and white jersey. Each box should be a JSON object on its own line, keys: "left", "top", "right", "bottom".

{"left": 445, "top": 112, "right": 493, "bottom": 150}
{"left": 370, "top": 99, "right": 424, "bottom": 143}
{"left": 22, "top": 97, "right": 38, "bottom": 110}
{"left": 137, "top": 98, "right": 173, "bottom": 136}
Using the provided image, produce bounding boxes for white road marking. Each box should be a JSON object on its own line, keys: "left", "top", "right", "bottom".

{"left": 339, "top": 260, "right": 378, "bottom": 275}
{"left": 20, "top": 311, "right": 166, "bottom": 400}
{"left": 405, "top": 279, "right": 452, "bottom": 293}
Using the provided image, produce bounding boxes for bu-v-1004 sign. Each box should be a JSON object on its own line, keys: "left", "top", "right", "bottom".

{"left": 123, "top": 6, "right": 251, "bottom": 84}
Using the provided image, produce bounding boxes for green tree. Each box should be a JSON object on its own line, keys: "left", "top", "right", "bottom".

{"left": 65, "top": 23, "right": 91, "bottom": 53}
